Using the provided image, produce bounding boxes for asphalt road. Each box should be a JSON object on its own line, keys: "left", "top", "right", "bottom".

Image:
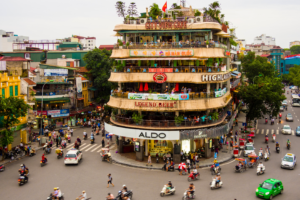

{"left": 0, "top": 86, "right": 299, "bottom": 200}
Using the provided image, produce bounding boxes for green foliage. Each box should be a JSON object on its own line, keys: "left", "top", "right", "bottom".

{"left": 207, "top": 58, "right": 214, "bottom": 67}
{"left": 118, "top": 39, "right": 123, "bottom": 46}
{"left": 127, "top": 2, "right": 139, "bottom": 18}
{"left": 290, "top": 45, "right": 300, "bottom": 55}
{"left": 240, "top": 52, "right": 276, "bottom": 82}
{"left": 132, "top": 112, "right": 143, "bottom": 124}
{"left": 177, "top": 11, "right": 184, "bottom": 17}
{"left": 229, "top": 38, "right": 238, "bottom": 46}
{"left": 115, "top": 1, "right": 127, "bottom": 20}
{"left": 287, "top": 65, "right": 300, "bottom": 87}
{"left": 83, "top": 48, "right": 117, "bottom": 103}
{"left": 194, "top": 10, "right": 202, "bottom": 17}
{"left": 149, "top": 3, "right": 162, "bottom": 19}
{"left": 174, "top": 115, "right": 184, "bottom": 125}
{"left": 210, "top": 112, "right": 219, "bottom": 120}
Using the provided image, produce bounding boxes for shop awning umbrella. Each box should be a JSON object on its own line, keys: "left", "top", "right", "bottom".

{"left": 235, "top": 158, "right": 245, "bottom": 161}
{"left": 175, "top": 83, "right": 179, "bottom": 92}
{"left": 144, "top": 82, "right": 148, "bottom": 91}
{"left": 108, "top": 133, "right": 114, "bottom": 136}
{"left": 139, "top": 83, "right": 143, "bottom": 92}
{"left": 239, "top": 138, "right": 245, "bottom": 141}
{"left": 178, "top": 163, "right": 186, "bottom": 170}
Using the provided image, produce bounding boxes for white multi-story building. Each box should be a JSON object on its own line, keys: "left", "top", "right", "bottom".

{"left": 290, "top": 41, "right": 300, "bottom": 48}
{"left": 0, "top": 30, "right": 29, "bottom": 52}
{"left": 72, "top": 35, "right": 96, "bottom": 50}
{"left": 253, "top": 34, "right": 275, "bottom": 45}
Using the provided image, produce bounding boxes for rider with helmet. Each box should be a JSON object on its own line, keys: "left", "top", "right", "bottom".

{"left": 192, "top": 166, "right": 198, "bottom": 178}
{"left": 215, "top": 173, "right": 221, "bottom": 187}
{"left": 287, "top": 139, "right": 291, "bottom": 147}
{"left": 165, "top": 181, "right": 172, "bottom": 194}
{"left": 187, "top": 183, "right": 195, "bottom": 197}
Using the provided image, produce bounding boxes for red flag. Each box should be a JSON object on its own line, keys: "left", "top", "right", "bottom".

{"left": 162, "top": 1, "right": 167, "bottom": 12}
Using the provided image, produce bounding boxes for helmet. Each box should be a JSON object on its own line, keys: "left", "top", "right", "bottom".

{"left": 276, "top": 142, "right": 278, "bottom": 144}
{"left": 20, "top": 164, "right": 23, "bottom": 167}
{"left": 54, "top": 188, "right": 57, "bottom": 190}
{"left": 217, "top": 173, "right": 220, "bottom": 175}
{"left": 168, "top": 180, "right": 171, "bottom": 182}
{"left": 287, "top": 139, "right": 289, "bottom": 141}
{"left": 123, "top": 184, "right": 126, "bottom": 187}
{"left": 77, "top": 136, "right": 79, "bottom": 138}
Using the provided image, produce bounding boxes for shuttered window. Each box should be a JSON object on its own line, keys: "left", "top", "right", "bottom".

{"left": 9, "top": 86, "right": 13, "bottom": 97}
{"left": 2, "top": 88, "right": 5, "bottom": 98}
{"left": 15, "top": 85, "right": 18, "bottom": 96}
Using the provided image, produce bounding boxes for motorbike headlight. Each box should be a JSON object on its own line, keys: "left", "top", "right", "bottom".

{"left": 256, "top": 189, "right": 258, "bottom": 192}
{"left": 265, "top": 192, "right": 269, "bottom": 195}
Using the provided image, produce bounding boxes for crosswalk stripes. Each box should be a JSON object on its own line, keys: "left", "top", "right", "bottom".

{"left": 266, "top": 129, "right": 269, "bottom": 135}
{"left": 292, "top": 130, "right": 295, "bottom": 135}
{"left": 80, "top": 144, "right": 92, "bottom": 151}
{"left": 276, "top": 130, "right": 279, "bottom": 135}
{"left": 85, "top": 144, "right": 97, "bottom": 152}
{"left": 257, "top": 129, "right": 260, "bottom": 134}
{"left": 271, "top": 129, "right": 274, "bottom": 135}
{"left": 91, "top": 145, "right": 102, "bottom": 152}
{"left": 261, "top": 129, "right": 264, "bottom": 134}
{"left": 97, "top": 149, "right": 102, "bottom": 153}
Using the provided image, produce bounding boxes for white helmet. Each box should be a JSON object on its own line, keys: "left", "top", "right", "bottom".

{"left": 20, "top": 164, "right": 24, "bottom": 167}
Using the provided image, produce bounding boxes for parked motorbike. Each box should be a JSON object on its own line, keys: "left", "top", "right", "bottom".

{"left": 256, "top": 166, "right": 265, "bottom": 175}
{"left": 0, "top": 164, "right": 5, "bottom": 172}
{"left": 188, "top": 172, "right": 200, "bottom": 182}
{"left": 160, "top": 185, "right": 175, "bottom": 197}
{"left": 210, "top": 177, "right": 223, "bottom": 190}
{"left": 182, "top": 190, "right": 196, "bottom": 200}
{"left": 276, "top": 147, "right": 280, "bottom": 153}
{"left": 18, "top": 175, "right": 28, "bottom": 186}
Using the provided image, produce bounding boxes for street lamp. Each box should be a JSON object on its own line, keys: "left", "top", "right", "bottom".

{"left": 40, "top": 80, "right": 54, "bottom": 135}
{"left": 253, "top": 74, "right": 262, "bottom": 84}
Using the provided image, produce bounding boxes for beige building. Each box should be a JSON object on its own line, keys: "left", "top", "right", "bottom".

{"left": 290, "top": 41, "right": 300, "bottom": 48}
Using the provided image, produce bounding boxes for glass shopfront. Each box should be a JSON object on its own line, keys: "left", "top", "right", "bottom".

{"left": 148, "top": 140, "right": 173, "bottom": 157}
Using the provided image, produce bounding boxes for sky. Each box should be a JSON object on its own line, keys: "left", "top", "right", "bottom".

{"left": 1, "top": 0, "right": 299, "bottom": 48}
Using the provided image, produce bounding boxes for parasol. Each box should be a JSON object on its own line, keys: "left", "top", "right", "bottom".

{"left": 178, "top": 162, "right": 186, "bottom": 170}
{"left": 235, "top": 158, "right": 245, "bottom": 161}
{"left": 139, "top": 83, "right": 144, "bottom": 92}
{"left": 144, "top": 82, "right": 148, "bottom": 91}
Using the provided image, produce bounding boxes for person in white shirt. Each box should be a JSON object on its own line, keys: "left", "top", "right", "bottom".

{"left": 83, "top": 131, "right": 87, "bottom": 139}
{"left": 106, "top": 193, "right": 114, "bottom": 200}
{"left": 258, "top": 162, "right": 264, "bottom": 171}
{"left": 78, "top": 190, "right": 87, "bottom": 200}
{"left": 192, "top": 167, "right": 198, "bottom": 178}
{"left": 57, "top": 187, "right": 62, "bottom": 199}
{"left": 88, "top": 121, "right": 91, "bottom": 126}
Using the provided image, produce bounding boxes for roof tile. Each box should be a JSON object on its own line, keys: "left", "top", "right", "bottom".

{"left": 22, "top": 78, "right": 36, "bottom": 86}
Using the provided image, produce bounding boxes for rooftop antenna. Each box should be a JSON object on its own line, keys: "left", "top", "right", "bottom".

{"left": 181, "top": 0, "right": 186, "bottom": 7}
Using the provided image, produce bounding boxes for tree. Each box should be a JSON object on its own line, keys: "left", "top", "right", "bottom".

{"left": 115, "top": 1, "right": 126, "bottom": 20}
{"left": 83, "top": 48, "right": 117, "bottom": 103}
{"left": 290, "top": 45, "right": 300, "bottom": 55}
{"left": 127, "top": 2, "right": 139, "bottom": 18}
{"left": 287, "top": 65, "right": 300, "bottom": 87}
{"left": 0, "top": 97, "right": 31, "bottom": 160}
{"left": 149, "top": 3, "right": 162, "bottom": 19}
{"left": 241, "top": 52, "right": 276, "bottom": 82}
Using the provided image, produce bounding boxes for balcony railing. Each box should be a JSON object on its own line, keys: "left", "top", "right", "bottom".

{"left": 123, "top": 17, "right": 220, "bottom": 25}
{"left": 114, "top": 42, "right": 228, "bottom": 50}
{"left": 111, "top": 111, "right": 227, "bottom": 128}
{"left": 35, "top": 91, "right": 70, "bottom": 96}
{"left": 115, "top": 66, "right": 225, "bottom": 73}
{"left": 112, "top": 88, "right": 228, "bottom": 100}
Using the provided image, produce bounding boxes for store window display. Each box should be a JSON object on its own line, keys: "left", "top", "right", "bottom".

{"left": 148, "top": 140, "right": 173, "bottom": 158}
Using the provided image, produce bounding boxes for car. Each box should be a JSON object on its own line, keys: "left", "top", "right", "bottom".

{"left": 281, "top": 100, "right": 288, "bottom": 106}
{"left": 296, "top": 126, "right": 300, "bottom": 136}
{"left": 289, "top": 85, "right": 294, "bottom": 89}
{"left": 281, "top": 125, "right": 292, "bottom": 135}
{"left": 281, "top": 153, "right": 297, "bottom": 169}
{"left": 256, "top": 179, "right": 284, "bottom": 199}
{"left": 279, "top": 106, "right": 284, "bottom": 112}
{"left": 64, "top": 149, "right": 83, "bottom": 165}
{"left": 286, "top": 113, "right": 293, "bottom": 122}
{"left": 243, "top": 143, "right": 255, "bottom": 157}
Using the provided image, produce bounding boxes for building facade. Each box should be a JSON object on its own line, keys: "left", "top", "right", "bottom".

{"left": 253, "top": 34, "right": 275, "bottom": 45}
{"left": 289, "top": 41, "right": 300, "bottom": 48}
{"left": 105, "top": 7, "right": 240, "bottom": 162}
{"left": 0, "top": 30, "right": 29, "bottom": 52}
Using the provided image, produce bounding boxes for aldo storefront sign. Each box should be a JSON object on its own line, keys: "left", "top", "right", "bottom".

{"left": 105, "top": 123, "right": 179, "bottom": 140}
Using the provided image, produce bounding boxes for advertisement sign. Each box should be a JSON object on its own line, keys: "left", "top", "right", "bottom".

{"left": 76, "top": 77, "right": 82, "bottom": 98}
{"left": 215, "top": 88, "right": 227, "bottom": 98}
{"left": 135, "top": 142, "right": 140, "bottom": 152}
{"left": 33, "top": 110, "right": 47, "bottom": 115}
{"left": 148, "top": 68, "right": 173, "bottom": 73}
{"left": 130, "top": 49, "right": 194, "bottom": 57}
{"left": 49, "top": 92, "right": 56, "bottom": 96}
{"left": 135, "top": 101, "right": 177, "bottom": 108}
{"left": 48, "top": 109, "right": 70, "bottom": 118}
{"left": 128, "top": 93, "right": 189, "bottom": 101}
{"left": 44, "top": 69, "right": 68, "bottom": 76}
{"left": 153, "top": 73, "right": 167, "bottom": 83}
{"left": 105, "top": 123, "right": 180, "bottom": 140}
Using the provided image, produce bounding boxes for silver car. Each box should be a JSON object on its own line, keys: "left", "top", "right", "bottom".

{"left": 281, "top": 153, "right": 296, "bottom": 170}
{"left": 282, "top": 125, "right": 292, "bottom": 135}
{"left": 243, "top": 143, "right": 255, "bottom": 157}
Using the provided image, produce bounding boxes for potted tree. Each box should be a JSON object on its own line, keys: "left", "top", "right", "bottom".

{"left": 118, "top": 39, "right": 124, "bottom": 49}
{"left": 132, "top": 113, "right": 143, "bottom": 125}
{"left": 174, "top": 115, "right": 184, "bottom": 127}
{"left": 210, "top": 112, "right": 219, "bottom": 122}
{"left": 206, "top": 40, "right": 209, "bottom": 48}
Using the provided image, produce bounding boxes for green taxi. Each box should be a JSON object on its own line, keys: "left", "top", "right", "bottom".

{"left": 256, "top": 179, "right": 284, "bottom": 199}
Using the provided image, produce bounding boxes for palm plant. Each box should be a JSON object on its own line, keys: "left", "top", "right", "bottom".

{"left": 149, "top": 3, "right": 162, "bottom": 19}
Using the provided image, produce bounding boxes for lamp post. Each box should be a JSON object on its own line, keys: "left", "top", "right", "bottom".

{"left": 40, "top": 80, "right": 54, "bottom": 135}
{"left": 253, "top": 74, "right": 262, "bottom": 84}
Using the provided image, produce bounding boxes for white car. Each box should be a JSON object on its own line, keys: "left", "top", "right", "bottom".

{"left": 282, "top": 125, "right": 292, "bottom": 135}
{"left": 281, "top": 153, "right": 297, "bottom": 170}
{"left": 282, "top": 100, "right": 288, "bottom": 106}
{"left": 64, "top": 149, "right": 83, "bottom": 165}
{"left": 243, "top": 143, "right": 255, "bottom": 157}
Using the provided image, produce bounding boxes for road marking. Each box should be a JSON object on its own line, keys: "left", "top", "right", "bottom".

{"left": 91, "top": 145, "right": 102, "bottom": 152}
{"left": 85, "top": 144, "right": 97, "bottom": 151}
{"left": 266, "top": 129, "right": 269, "bottom": 135}
{"left": 97, "top": 149, "right": 102, "bottom": 152}
{"left": 257, "top": 129, "right": 260, "bottom": 134}
{"left": 292, "top": 130, "right": 295, "bottom": 135}
{"left": 276, "top": 130, "right": 279, "bottom": 135}
{"left": 67, "top": 143, "right": 86, "bottom": 150}
{"left": 80, "top": 144, "right": 91, "bottom": 151}
{"left": 261, "top": 129, "right": 264, "bottom": 134}
{"left": 271, "top": 129, "right": 274, "bottom": 135}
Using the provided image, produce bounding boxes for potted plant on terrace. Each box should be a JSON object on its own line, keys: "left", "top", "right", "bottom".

{"left": 206, "top": 40, "right": 210, "bottom": 48}
{"left": 118, "top": 39, "right": 123, "bottom": 49}
{"left": 175, "top": 115, "right": 184, "bottom": 127}
{"left": 210, "top": 112, "right": 219, "bottom": 121}
{"left": 132, "top": 113, "right": 143, "bottom": 125}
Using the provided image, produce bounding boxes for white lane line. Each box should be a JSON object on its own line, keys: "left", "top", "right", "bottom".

{"left": 91, "top": 145, "right": 102, "bottom": 152}
{"left": 257, "top": 129, "right": 260, "bottom": 134}
{"left": 97, "top": 149, "right": 102, "bottom": 152}
{"left": 67, "top": 143, "right": 86, "bottom": 150}
{"left": 271, "top": 129, "right": 274, "bottom": 135}
{"left": 261, "top": 129, "right": 264, "bottom": 134}
{"left": 292, "top": 130, "right": 295, "bottom": 135}
{"left": 276, "top": 130, "right": 279, "bottom": 135}
{"left": 85, "top": 144, "right": 97, "bottom": 151}
{"left": 80, "top": 144, "right": 91, "bottom": 151}
{"left": 266, "top": 129, "right": 269, "bottom": 135}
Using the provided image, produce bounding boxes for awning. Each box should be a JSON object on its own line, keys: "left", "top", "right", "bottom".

{"left": 35, "top": 97, "right": 70, "bottom": 103}
{"left": 88, "top": 87, "right": 97, "bottom": 91}
{"left": 116, "top": 58, "right": 207, "bottom": 61}
{"left": 231, "top": 71, "right": 241, "bottom": 78}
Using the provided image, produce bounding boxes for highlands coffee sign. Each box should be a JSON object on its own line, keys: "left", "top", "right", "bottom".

{"left": 145, "top": 21, "right": 187, "bottom": 30}
{"left": 201, "top": 72, "right": 231, "bottom": 82}
{"left": 104, "top": 123, "right": 180, "bottom": 140}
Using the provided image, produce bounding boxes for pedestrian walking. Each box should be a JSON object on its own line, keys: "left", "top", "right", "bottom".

{"left": 107, "top": 174, "right": 114, "bottom": 188}
{"left": 48, "top": 132, "right": 52, "bottom": 140}
{"left": 234, "top": 134, "right": 237, "bottom": 142}
{"left": 102, "top": 137, "right": 105, "bottom": 148}
{"left": 56, "top": 137, "right": 59, "bottom": 147}
{"left": 215, "top": 146, "right": 219, "bottom": 158}
{"left": 266, "top": 145, "right": 270, "bottom": 155}
{"left": 70, "top": 128, "right": 73, "bottom": 136}
{"left": 230, "top": 140, "right": 233, "bottom": 150}
{"left": 147, "top": 154, "right": 152, "bottom": 166}
{"left": 67, "top": 126, "right": 70, "bottom": 132}
{"left": 101, "top": 127, "right": 105, "bottom": 137}
{"left": 235, "top": 118, "right": 238, "bottom": 126}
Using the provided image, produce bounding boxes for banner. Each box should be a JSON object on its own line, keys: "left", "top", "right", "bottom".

{"left": 130, "top": 49, "right": 194, "bottom": 57}
{"left": 76, "top": 77, "right": 82, "bottom": 98}
{"left": 33, "top": 110, "right": 47, "bottom": 115}
{"left": 44, "top": 69, "right": 68, "bottom": 76}
{"left": 215, "top": 88, "right": 227, "bottom": 98}
{"left": 128, "top": 93, "right": 189, "bottom": 100}
{"left": 48, "top": 109, "right": 70, "bottom": 118}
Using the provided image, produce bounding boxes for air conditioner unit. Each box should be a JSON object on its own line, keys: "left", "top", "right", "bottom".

{"left": 140, "top": 18, "right": 147, "bottom": 25}
{"left": 195, "top": 16, "right": 203, "bottom": 23}
{"left": 188, "top": 18, "right": 194, "bottom": 24}
{"left": 130, "top": 20, "right": 137, "bottom": 25}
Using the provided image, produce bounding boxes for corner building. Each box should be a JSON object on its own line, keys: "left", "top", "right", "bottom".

{"left": 105, "top": 7, "right": 237, "bottom": 162}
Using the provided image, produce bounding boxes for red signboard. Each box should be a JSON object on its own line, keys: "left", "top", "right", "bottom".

{"left": 153, "top": 73, "right": 167, "bottom": 83}
{"left": 149, "top": 68, "right": 173, "bottom": 73}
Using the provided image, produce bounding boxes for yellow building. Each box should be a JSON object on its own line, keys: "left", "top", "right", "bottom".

{"left": 0, "top": 73, "right": 28, "bottom": 148}
{"left": 77, "top": 75, "right": 90, "bottom": 107}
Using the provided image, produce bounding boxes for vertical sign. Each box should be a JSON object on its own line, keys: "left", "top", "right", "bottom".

{"left": 135, "top": 141, "right": 140, "bottom": 152}
{"left": 76, "top": 77, "right": 82, "bottom": 98}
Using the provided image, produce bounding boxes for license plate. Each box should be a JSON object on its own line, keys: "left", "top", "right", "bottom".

{"left": 20, "top": 176, "right": 24, "bottom": 178}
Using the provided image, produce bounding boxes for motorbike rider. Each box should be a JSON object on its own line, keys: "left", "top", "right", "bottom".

{"left": 83, "top": 131, "right": 87, "bottom": 139}
{"left": 187, "top": 183, "right": 195, "bottom": 197}
{"left": 91, "top": 132, "right": 95, "bottom": 143}
{"left": 272, "top": 133, "right": 276, "bottom": 141}
{"left": 77, "top": 136, "right": 81, "bottom": 145}
{"left": 258, "top": 161, "right": 265, "bottom": 172}
{"left": 271, "top": 118, "right": 274, "bottom": 124}
{"left": 192, "top": 166, "right": 198, "bottom": 179}
{"left": 19, "top": 164, "right": 28, "bottom": 174}
{"left": 276, "top": 142, "right": 280, "bottom": 149}
{"left": 259, "top": 148, "right": 263, "bottom": 156}
{"left": 42, "top": 153, "right": 47, "bottom": 163}
{"left": 279, "top": 112, "right": 282, "bottom": 119}
{"left": 265, "top": 135, "right": 269, "bottom": 142}
{"left": 269, "top": 114, "right": 272, "bottom": 120}
{"left": 165, "top": 181, "right": 172, "bottom": 194}
{"left": 287, "top": 139, "right": 291, "bottom": 147}
{"left": 106, "top": 193, "right": 115, "bottom": 200}
{"left": 121, "top": 186, "right": 129, "bottom": 200}
{"left": 19, "top": 169, "right": 28, "bottom": 182}
{"left": 215, "top": 173, "right": 221, "bottom": 187}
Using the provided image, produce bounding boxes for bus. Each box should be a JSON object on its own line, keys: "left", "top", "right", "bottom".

{"left": 291, "top": 95, "right": 300, "bottom": 107}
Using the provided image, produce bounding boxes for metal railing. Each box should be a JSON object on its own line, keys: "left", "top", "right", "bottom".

{"left": 123, "top": 17, "right": 220, "bottom": 25}
{"left": 35, "top": 90, "right": 70, "bottom": 96}
{"left": 114, "top": 66, "right": 224, "bottom": 73}
{"left": 114, "top": 42, "right": 228, "bottom": 50}
{"left": 111, "top": 111, "right": 227, "bottom": 128}
{"left": 111, "top": 89, "right": 228, "bottom": 100}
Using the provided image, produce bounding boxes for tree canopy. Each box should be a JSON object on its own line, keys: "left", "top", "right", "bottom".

{"left": 83, "top": 48, "right": 117, "bottom": 103}
{"left": 290, "top": 45, "right": 300, "bottom": 55}
{"left": 149, "top": 3, "right": 162, "bottom": 19}
{"left": 115, "top": 1, "right": 126, "bottom": 20}
{"left": 0, "top": 97, "right": 31, "bottom": 160}
{"left": 287, "top": 64, "right": 300, "bottom": 87}
{"left": 127, "top": 2, "right": 139, "bottom": 18}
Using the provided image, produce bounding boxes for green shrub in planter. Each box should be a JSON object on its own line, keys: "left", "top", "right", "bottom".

{"left": 175, "top": 115, "right": 184, "bottom": 126}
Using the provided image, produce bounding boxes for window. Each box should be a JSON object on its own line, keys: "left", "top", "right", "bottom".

{"left": 25, "top": 53, "right": 30, "bottom": 59}
{"left": 15, "top": 85, "right": 18, "bottom": 96}
{"left": 2, "top": 88, "right": 5, "bottom": 98}
{"left": 66, "top": 62, "right": 70, "bottom": 67}
{"left": 9, "top": 86, "right": 13, "bottom": 97}
{"left": 281, "top": 68, "right": 283, "bottom": 73}
{"left": 286, "top": 64, "right": 294, "bottom": 71}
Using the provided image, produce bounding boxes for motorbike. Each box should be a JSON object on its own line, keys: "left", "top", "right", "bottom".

{"left": 182, "top": 190, "right": 195, "bottom": 200}
{"left": 83, "top": 135, "right": 87, "bottom": 140}
{"left": 256, "top": 165, "right": 265, "bottom": 175}
{"left": 265, "top": 137, "right": 269, "bottom": 144}
{"left": 13, "top": 148, "right": 24, "bottom": 158}
{"left": 18, "top": 175, "right": 28, "bottom": 186}
{"left": 265, "top": 119, "right": 268, "bottom": 124}
{"left": 47, "top": 193, "right": 64, "bottom": 200}
{"left": 162, "top": 163, "right": 175, "bottom": 172}
{"left": 114, "top": 190, "right": 133, "bottom": 200}
{"left": 160, "top": 185, "right": 176, "bottom": 197}
{"left": 287, "top": 143, "right": 291, "bottom": 150}
{"left": 188, "top": 172, "right": 200, "bottom": 182}
{"left": 276, "top": 147, "right": 280, "bottom": 153}
{"left": 67, "top": 136, "right": 71, "bottom": 143}
{"left": 0, "top": 164, "right": 5, "bottom": 172}
{"left": 40, "top": 159, "right": 47, "bottom": 167}
{"left": 90, "top": 139, "right": 94, "bottom": 144}
{"left": 259, "top": 152, "right": 263, "bottom": 159}
{"left": 272, "top": 135, "right": 276, "bottom": 143}
{"left": 156, "top": 156, "right": 159, "bottom": 163}
{"left": 235, "top": 165, "right": 245, "bottom": 173}
{"left": 271, "top": 120, "right": 274, "bottom": 125}
{"left": 56, "top": 150, "right": 64, "bottom": 159}
{"left": 210, "top": 165, "right": 221, "bottom": 175}
{"left": 29, "top": 149, "right": 36, "bottom": 157}
{"left": 210, "top": 177, "right": 223, "bottom": 190}
{"left": 44, "top": 147, "right": 51, "bottom": 155}
{"left": 264, "top": 152, "right": 269, "bottom": 161}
